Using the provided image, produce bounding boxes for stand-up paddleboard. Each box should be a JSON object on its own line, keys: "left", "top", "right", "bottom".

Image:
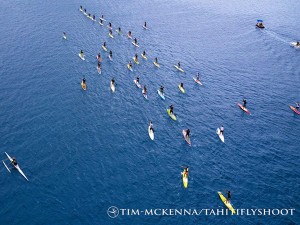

{"left": 182, "top": 130, "right": 191, "bottom": 145}
{"left": 141, "top": 53, "right": 147, "bottom": 60}
{"left": 142, "top": 90, "right": 148, "bottom": 99}
{"left": 167, "top": 109, "right": 177, "bottom": 121}
{"left": 218, "top": 192, "right": 236, "bottom": 214}
{"left": 193, "top": 77, "right": 203, "bottom": 85}
{"left": 127, "top": 64, "right": 133, "bottom": 71}
{"left": 109, "top": 33, "right": 114, "bottom": 38}
{"left": 157, "top": 90, "right": 165, "bottom": 100}
{"left": 237, "top": 103, "right": 250, "bottom": 115}
{"left": 101, "top": 18, "right": 106, "bottom": 22}
{"left": 148, "top": 125, "right": 154, "bottom": 140}
{"left": 99, "top": 21, "right": 104, "bottom": 26}
{"left": 79, "top": 8, "right": 83, "bottom": 12}
{"left": 153, "top": 62, "right": 160, "bottom": 68}
{"left": 181, "top": 170, "right": 188, "bottom": 188}
{"left": 63, "top": 35, "right": 67, "bottom": 40}
{"left": 290, "top": 105, "right": 300, "bottom": 115}
{"left": 107, "top": 25, "right": 112, "bottom": 30}
{"left": 110, "top": 81, "right": 115, "bottom": 92}
{"left": 97, "top": 66, "right": 101, "bottom": 74}
{"left": 78, "top": 53, "right": 85, "bottom": 61}
{"left": 81, "top": 81, "right": 86, "bottom": 90}
{"left": 132, "top": 42, "right": 140, "bottom": 47}
{"left": 96, "top": 55, "right": 102, "bottom": 62}
{"left": 174, "top": 65, "right": 184, "bottom": 72}
{"left": 132, "top": 57, "right": 139, "bottom": 64}
{"left": 108, "top": 55, "right": 113, "bottom": 61}
{"left": 134, "top": 80, "right": 142, "bottom": 88}
{"left": 83, "top": 12, "right": 87, "bottom": 16}
{"left": 127, "top": 34, "right": 132, "bottom": 39}
{"left": 216, "top": 128, "right": 224, "bottom": 143}
{"left": 102, "top": 45, "right": 107, "bottom": 51}
{"left": 178, "top": 85, "right": 185, "bottom": 93}
{"left": 116, "top": 29, "right": 122, "bottom": 35}
{"left": 290, "top": 42, "right": 300, "bottom": 49}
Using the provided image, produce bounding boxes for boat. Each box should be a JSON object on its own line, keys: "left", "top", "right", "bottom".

{"left": 3, "top": 152, "right": 29, "bottom": 181}
{"left": 218, "top": 192, "right": 236, "bottom": 214}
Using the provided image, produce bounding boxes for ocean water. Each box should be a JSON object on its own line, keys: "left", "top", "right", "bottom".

{"left": 0, "top": 0, "right": 299, "bottom": 224}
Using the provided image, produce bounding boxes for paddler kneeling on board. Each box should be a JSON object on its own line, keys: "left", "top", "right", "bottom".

{"left": 220, "top": 125, "right": 224, "bottom": 135}
{"left": 82, "top": 77, "right": 86, "bottom": 84}
{"left": 136, "top": 77, "right": 140, "bottom": 84}
{"left": 12, "top": 157, "right": 18, "bottom": 166}
{"left": 109, "top": 50, "right": 113, "bottom": 59}
{"left": 97, "top": 62, "right": 101, "bottom": 70}
{"left": 169, "top": 105, "right": 174, "bottom": 114}
{"left": 296, "top": 102, "right": 300, "bottom": 110}
{"left": 296, "top": 42, "right": 300, "bottom": 46}
{"left": 111, "top": 78, "right": 115, "bottom": 85}
{"left": 128, "top": 31, "right": 132, "bottom": 38}
{"left": 80, "top": 50, "right": 84, "bottom": 56}
{"left": 129, "top": 61, "right": 133, "bottom": 69}
{"left": 143, "top": 86, "right": 147, "bottom": 94}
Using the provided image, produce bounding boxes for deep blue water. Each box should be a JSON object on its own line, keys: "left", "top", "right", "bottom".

{"left": 0, "top": 0, "right": 299, "bottom": 224}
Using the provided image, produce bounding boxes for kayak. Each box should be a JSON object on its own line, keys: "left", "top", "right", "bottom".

{"left": 148, "top": 126, "right": 154, "bottom": 140}
{"left": 132, "top": 42, "right": 140, "bottom": 47}
{"left": 193, "top": 77, "right": 203, "bottom": 85}
{"left": 178, "top": 85, "right": 185, "bottom": 93}
{"left": 142, "top": 90, "right": 148, "bottom": 99}
{"left": 81, "top": 81, "right": 86, "bottom": 91}
{"left": 157, "top": 89, "right": 165, "bottom": 100}
{"left": 97, "top": 66, "right": 101, "bottom": 74}
{"left": 109, "top": 33, "right": 114, "bottom": 38}
{"left": 127, "top": 64, "right": 133, "bottom": 71}
{"left": 167, "top": 109, "right": 177, "bottom": 121}
{"left": 133, "top": 57, "right": 139, "bottom": 64}
{"left": 4, "top": 152, "right": 29, "bottom": 181}
{"left": 290, "top": 42, "right": 300, "bottom": 49}
{"left": 78, "top": 53, "right": 85, "bottom": 61}
{"left": 218, "top": 192, "right": 236, "bottom": 214}
{"left": 290, "top": 105, "right": 300, "bottom": 115}
{"left": 216, "top": 128, "right": 224, "bottom": 143}
{"left": 110, "top": 81, "right": 115, "bottom": 92}
{"left": 102, "top": 45, "right": 107, "bottom": 51}
{"left": 174, "top": 65, "right": 184, "bottom": 72}
{"left": 153, "top": 62, "right": 160, "bottom": 68}
{"left": 141, "top": 53, "right": 147, "bottom": 60}
{"left": 237, "top": 103, "right": 250, "bottom": 115}
{"left": 181, "top": 171, "right": 188, "bottom": 188}
{"left": 134, "top": 80, "right": 142, "bottom": 88}
{"left": 182, "top": 130, "right": 191, "bottom": 145}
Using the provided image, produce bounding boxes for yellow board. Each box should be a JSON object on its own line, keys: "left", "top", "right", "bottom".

{"left": 178, "top": 85, "right": 185, "bottom": 93}
{"left": 133, "top": 57, "right": 139, "bottom": 64}
{"left": 109, "top": 33, "right": 114, "bottom": 38}
{"left": 81, "top": 81, "right": 86, "bottom": 91}
{"left": 218, "top": 192, "right": 236, "bottom": 214}
{"left": 167, "top": 109, "right": 176, "bottom": 121}
{"left": 182, "top": 172, "right": 188, "bottom": 188}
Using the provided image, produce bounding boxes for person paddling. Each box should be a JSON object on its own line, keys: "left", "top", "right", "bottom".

{"left": 220, "top": 125, "right": 224, "bottom": 135}
{"left": 296, "top": 102, "right": 300, "bottom": 110}
{"left": 243, "top": 99, "right": 247, "bottom": 108}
